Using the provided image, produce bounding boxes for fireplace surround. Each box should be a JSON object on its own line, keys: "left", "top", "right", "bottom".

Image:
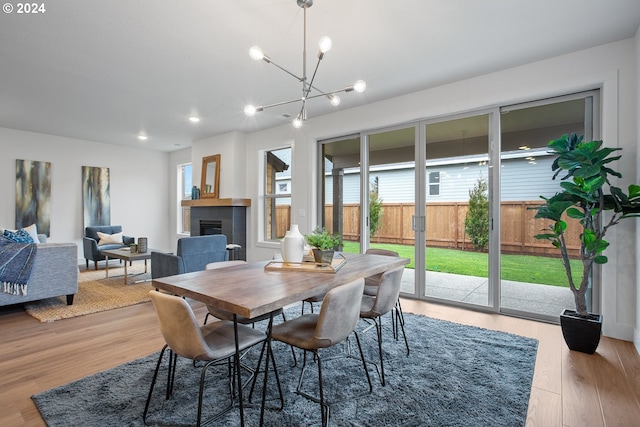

{"left": 189, "top": 205, "right": 248, "bottom": 260}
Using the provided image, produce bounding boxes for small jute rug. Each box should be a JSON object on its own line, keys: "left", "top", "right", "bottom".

{"left": 25, "top": 264, "right": 153, "bottom": 322}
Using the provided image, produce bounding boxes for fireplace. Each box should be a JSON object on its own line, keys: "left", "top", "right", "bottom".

{"left": 190, "top": 206, "right": 247, "bottom": 260}
{"left": 200, "top": 220, "right": 222, "bottom": 236}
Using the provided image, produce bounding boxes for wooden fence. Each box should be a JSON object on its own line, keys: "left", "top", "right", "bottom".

{"left": 277, "top": 201, "right": 580, "bottom": 258}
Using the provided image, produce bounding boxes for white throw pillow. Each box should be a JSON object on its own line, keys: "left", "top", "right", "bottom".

{"left": 1, "top": 223, "right": 40, "bottom": 243}
{"left": 23, "top": 223, "right": 39, "bottom": 242}
{"left": 97, "top": 231, "right": 123, "bottom": 245}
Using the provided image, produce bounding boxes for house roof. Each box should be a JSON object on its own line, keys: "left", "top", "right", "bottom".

{"left": 1, "top": 0, "right": 639, "bottom": 152}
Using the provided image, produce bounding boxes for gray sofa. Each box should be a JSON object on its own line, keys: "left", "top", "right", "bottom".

{"left": 0, "top": 235, "right": 79, "bottom": 307}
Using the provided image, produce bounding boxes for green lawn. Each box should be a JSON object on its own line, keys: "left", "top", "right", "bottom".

{"left": 342, "top": 241, "right": 581, "bottom": 287}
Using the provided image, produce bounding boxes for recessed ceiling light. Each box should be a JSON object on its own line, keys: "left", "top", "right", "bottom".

{"left": 138, "top": 135, "right": 148, "bottom": 141}
{"left": 189, "top": 116, "right": 200, "bottom": 123}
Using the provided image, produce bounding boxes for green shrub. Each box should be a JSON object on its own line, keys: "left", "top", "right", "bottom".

{"left": 465, "top": 178, "right": 489, "bottom": 251}
{"left": 369, "top": 189, "right": 383, "bottom": 238}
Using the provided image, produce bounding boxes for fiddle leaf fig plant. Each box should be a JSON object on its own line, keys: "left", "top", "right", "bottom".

{"left": 533, "top": 133, "right": 640, "bottom": 317}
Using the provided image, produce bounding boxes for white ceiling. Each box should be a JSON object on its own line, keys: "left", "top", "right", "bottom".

{"left": 1, "top": 0, "right": 639, "bottom": 152}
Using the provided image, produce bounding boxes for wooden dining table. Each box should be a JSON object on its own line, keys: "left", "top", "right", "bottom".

{"left": 151, "top": 252, "right": 410, "bottom": 425}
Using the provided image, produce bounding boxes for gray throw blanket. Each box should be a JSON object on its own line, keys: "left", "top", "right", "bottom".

{"left": 0, "top": 239, "right": 37, "bottom": 296}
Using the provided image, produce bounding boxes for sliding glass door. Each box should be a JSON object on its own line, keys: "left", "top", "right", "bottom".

{"left": 319, "top": 135, "right": 361, "bottom": 252}
{"left": 499, "top": 92, "right": 599, "bottom": 320}
{"left": 318, "top": 90, "right": 599, "bottom": 322}
{"left": 421, "top": 114, "right": 492, "bottom": 308}
{"left": 366, "top": 125, "right": 418, "bottom": 295}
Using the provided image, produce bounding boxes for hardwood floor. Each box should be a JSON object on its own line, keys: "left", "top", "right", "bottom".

{"left": 1, "top": 297, "right": 639, "bottom": 426}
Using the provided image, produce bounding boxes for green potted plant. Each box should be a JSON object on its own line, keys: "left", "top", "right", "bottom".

{"left": 305, "top": 227, "right": 341, "bottom": 265}
{"left": 533, "top": 133, "right": 640, "bottom": 353}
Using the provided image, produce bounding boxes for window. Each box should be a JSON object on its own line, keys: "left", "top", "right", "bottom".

{"left": 428, "top": 171, "right": 440, "bottom": 196}
{"left": 264, "top": 147, "right": 291, "bottom": 241}
{"left": 178, "top": 163, "right": 192, "bottom": 234}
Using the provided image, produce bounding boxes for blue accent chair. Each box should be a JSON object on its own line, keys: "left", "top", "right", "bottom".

{"left": 83, "top": 225, "right": 134, "bottom": 270}
{"left": 151, "top": 235, "right": 229, "bottom": 279}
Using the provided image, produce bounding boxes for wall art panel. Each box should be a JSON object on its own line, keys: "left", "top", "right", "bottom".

{"left": 82, "top": 166, "right": 111, "bottom": 228}
{"left": 15, "top": 159, "right": 51, "bottom": 236}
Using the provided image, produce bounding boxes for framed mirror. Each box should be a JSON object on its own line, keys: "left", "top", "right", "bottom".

{"left": 201, "top": 154, "right": 220, "bottom": 198}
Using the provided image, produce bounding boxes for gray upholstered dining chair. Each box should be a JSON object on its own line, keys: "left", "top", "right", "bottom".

{"left": 363, "top": 248, "right": 408, "bottom": 352}
{"left": 359, "top": 266, "right": 407, "bottom": 386}
{"left": 143, "top": 290, "right": 267, "bottom": 427}
{"left": 271, "top": 278, "right": 372, "bottom": 427}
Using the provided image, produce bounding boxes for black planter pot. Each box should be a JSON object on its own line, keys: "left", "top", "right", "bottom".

{"left": 560, "top": 309, "right": 602, "bottom": 354}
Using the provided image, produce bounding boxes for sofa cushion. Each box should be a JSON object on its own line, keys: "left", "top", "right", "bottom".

{"left": 85, "top": 225, "right": 123, "bottom": 242}
{"left": 1, "top": 223, "right": 39, "bottom": 243}
{"left": 3, "top": 229, "right": 35, "bottom": 243}
{"left": 99, "top": 243, "right": 126, "bottom": 251}
{"left": 97, "top": 231, "right": 123, "bottom": 245}
{"left": 22, "top": 224, "right": 39, "bottom": 242}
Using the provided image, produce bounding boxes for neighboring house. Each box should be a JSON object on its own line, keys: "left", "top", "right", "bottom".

{"left": 321, "top": 149, "right": 560, "bottom": 204}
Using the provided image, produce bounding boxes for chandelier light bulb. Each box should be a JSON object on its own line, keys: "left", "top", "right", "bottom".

{"left": 318, "top": 36, "right": 332, "bottom": 53}
{"left": 244, "top": 105, "right": 257, "bottom": 116}
{"left": 249, "top": 46, "right": 264, "bottom": 61}
{"left": 329, "top": 95, "right": 341, "bottom": 106}
{"left": 292, "top": 117, "right": 303, "bottom": 128}
{"left": 353, "top": 80, "right": 367, "bottom": 93}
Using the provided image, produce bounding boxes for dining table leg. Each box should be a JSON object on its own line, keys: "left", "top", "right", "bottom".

{"left": 259, "top": 313, "right": 284, "bottom": 425}
{"left": 233, "top": 314, "right": 245, "bottom": 427}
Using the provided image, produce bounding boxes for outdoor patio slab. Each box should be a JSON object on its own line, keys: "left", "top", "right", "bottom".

{"left": 399, "top": 268, "right": 574, "bottom": 319}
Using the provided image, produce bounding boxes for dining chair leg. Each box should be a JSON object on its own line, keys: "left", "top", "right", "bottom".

{"left": 373, "top": 316, "right": 386, "bottom": 386}
{"left": 279, "top": 311, "right": 297, "bottom": 367}
{"left": 167, "top": 350, "right": 177, "bottom": 398}
{"left": 301, "top": 300, "right": 316, "bottom": 315}
{"left": 316, "top": 352, "right": 328, "bottom": 427}
{"left": 353, "top": 331, "right": 373, "bottom": 394}
{"left": 196, "top": 359, "right": 234, "bottom": 427}
{"left": 143, "top": 345, "right": 168, "bottom": 425}
{"left": 294, "top": 350, "right": 329, "bottom": 427}
{"left": 396, "top": 301, "right": 410, "bottom": 356}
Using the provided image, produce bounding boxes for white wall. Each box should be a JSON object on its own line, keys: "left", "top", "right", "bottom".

{"left": 239, "top": 38, "right": 638, "bottom": 342}
{"left": 0, "top": 127, "right": 172, "bottom": 262}
{"left": 635, "top": 27, "right": 640, "bottom": 354}
{"left": 191, "top": 131, "right": 247, "bottom": 199}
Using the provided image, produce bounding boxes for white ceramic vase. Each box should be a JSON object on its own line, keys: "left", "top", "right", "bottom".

{"left": 281, "top": 224, "right": 304, "bottom": 263}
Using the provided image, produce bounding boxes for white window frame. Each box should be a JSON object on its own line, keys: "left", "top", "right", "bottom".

{"left": 261, "top": 146, "right": 292, "bottom": 243}
{"left": 428, "top": 171, "right": 440, "bottom": 196}
{"left": 177, "top": 162, "right": 192, "bottom": 235}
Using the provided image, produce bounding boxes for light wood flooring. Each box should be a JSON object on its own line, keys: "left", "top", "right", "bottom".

{"left": 1, "top": 297, "right": 639, "bottom": 426}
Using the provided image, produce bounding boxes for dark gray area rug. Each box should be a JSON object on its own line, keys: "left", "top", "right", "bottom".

{"left": 32, "top": 310, "right": 538, "bottom": 426}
